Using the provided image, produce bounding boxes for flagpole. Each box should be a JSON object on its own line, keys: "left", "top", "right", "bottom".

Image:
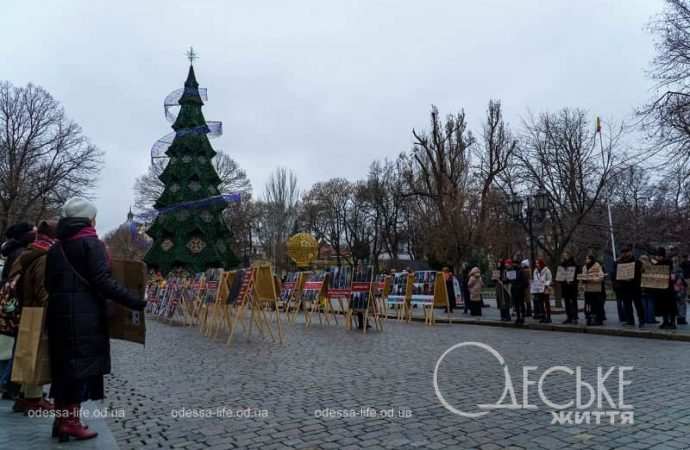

{"left": 597, "top": 117, "right": 617, "bottom": 261}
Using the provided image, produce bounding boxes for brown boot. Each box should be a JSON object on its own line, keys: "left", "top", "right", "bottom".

{"left": 56, "top": 404, "right": 98, "bottom": 442}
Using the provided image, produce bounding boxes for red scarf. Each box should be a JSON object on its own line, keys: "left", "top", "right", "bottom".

{"left": 31, "top": 234, "right": 56, "bottom": 251}
{"left": 65, "top": 226, "right": 99, "bottom": 241}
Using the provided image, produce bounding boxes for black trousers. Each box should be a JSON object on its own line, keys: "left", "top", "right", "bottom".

{"left": 585, "top": 292, "right": 604, "bottom": 323}
{"left": 532, "top": 295, "right": 544, "bottom": 318}
{"left": 622, "top": 295, "right": 644, "bottom": 325}
{"left": 513, "top": 295, "right": 525, "bottom": 319}
{"left": 563, "top": 292, "right": 578, "bottom": 321}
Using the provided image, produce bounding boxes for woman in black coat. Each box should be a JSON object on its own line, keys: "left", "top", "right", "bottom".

{"left": 45, "top": 198, "right": 146, "bottom": 442}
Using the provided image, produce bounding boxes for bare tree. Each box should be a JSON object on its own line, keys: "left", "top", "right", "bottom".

{"left": 642, "top": 0, "right": 690, "bottom": 163}
{"left": 103, "top": 224, "right": 151, "bottom": 261}
{"left": 300, "top": 179, "right": 351, "bottom": 267}
{"left": 368, "top": 158, "right": 408, "bottom": 269}
{"left": 0, "top": 82, "right": 103, "bottom": 233}
{"left": 256, "top": 167, "right": 300, "bottom": 270}
{"left": 475, "top": 100, "right": 516, "bottom": 236}
{"left": 133, "top": 151, "right": 251, "bottom": 213}
{"left": 402, "top": 105, "right": 475, "bottom": 268}
{"left": 504, "top": 109, "right": 621, "bottom": 264}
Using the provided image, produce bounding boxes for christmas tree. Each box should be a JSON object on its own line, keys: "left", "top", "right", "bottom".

{"left": 144, "top": 55, "right": 239, "bottom": 274}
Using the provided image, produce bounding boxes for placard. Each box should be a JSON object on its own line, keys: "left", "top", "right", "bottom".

{"left": 555, "top": 266, "right": 576, "bottom": 282}
{"left": 530, "top": 279, "right": 544, "bottom": 294}
{"left": 616, "top": 262, "right": 635, "bottom": 281}
{"left": 504, "top": 270, "right": 517, "bottom": 281}
{"left": 109, "top": 259, "right": 147, "bottom": 345}
{"left": 641, "top": 264, "right": 671, "bottom": 290}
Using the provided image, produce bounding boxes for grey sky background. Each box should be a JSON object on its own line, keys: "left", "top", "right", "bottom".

{"left": 1, "top": 0, "right": 663, "bottom": 233}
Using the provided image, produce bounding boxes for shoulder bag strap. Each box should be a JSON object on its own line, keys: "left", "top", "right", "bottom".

{"left": 58, "top": 242, "right": 91, "bottom": 288}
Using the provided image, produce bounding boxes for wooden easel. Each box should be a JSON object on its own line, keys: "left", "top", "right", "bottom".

{"left": 283, "top": 272, "right": 309, "bottom": 323}
{"left": 301, "top": 272, "right": 335, "bottom": 327}
{"left": 374, "top": 275, "right": 392, "bottom": 321}
{"left": 226, "top": 268, "right": 256, "bottom": 346}
{"left": 252, "top": 264, "right": 284, "bottom": 344}
{"left": 199, "top": 269, "right": 224, "bottom": 336}
{"left": 207, "top": 271, "right": 232, "bottom": 340}
{"left": 346, "top": 273, "right": 384, "bottom": 333}
{"left": 386, "top": 272, "right": 413, "bottom": 321}
{"left": 429, "top": 273, "right": 451, "bottom": 325}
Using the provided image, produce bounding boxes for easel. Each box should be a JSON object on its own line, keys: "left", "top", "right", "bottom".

{"left": 429, "top": 273, "right": 451, "bottom": 325}
{"left": 226, "top": 268, "right": 256, "bottom": 346}
{"left": 207, "top": 271, "right": 232, "bottom": 340}
{"left": 386, "top": 272, "right": 413, "bottom": 321}
{"left": 346, "top": 271, "right": 384, "bottom": 333}
{"left": 301, "top": 272, "right": 335, "bottom": 327}
{"left": 199, "top": 269, "right": 223, "bottom": 336}
{"left": 327, "top": 266, "right": 352, "bottom": 317}
{"left": 374, "top": 275, "right": 391, "bottom": 320}
{"left": 252, "top": 264, "right": 284, "bottom": 344}
{"left": 281, "top": 272, "right": 308, "bottom": 323}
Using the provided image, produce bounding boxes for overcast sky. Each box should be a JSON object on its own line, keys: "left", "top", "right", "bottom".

{"left": 2, "top": 0, "right": 663, "bottom": 233}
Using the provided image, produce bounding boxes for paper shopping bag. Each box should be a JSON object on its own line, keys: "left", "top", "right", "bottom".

{"left": 11, "top": 306, "right": 51, "bottom": 385}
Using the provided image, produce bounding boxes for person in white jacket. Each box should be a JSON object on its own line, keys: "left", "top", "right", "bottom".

{"left": 533, "top": 258, "right": 553, "bottom": 323}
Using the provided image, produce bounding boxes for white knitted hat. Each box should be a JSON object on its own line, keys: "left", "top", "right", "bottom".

{"left": 61, "top": 197, "right": 98, "bottom": 220}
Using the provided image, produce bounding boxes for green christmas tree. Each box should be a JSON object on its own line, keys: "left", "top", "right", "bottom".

{"left": 144, "top": 60, "right": 239, "bottom": 274}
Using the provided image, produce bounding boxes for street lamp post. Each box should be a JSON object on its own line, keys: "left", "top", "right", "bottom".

{"left": 509, "top": 189, "right": 549, "bottom": 270}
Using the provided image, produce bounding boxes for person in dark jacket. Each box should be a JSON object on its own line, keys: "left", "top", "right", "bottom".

{"left": 613, "top": 245, "right": 644, "bottom": 327}
{"left": 1, "top": 222, "right": 36, "bottom": 283}
{"left": 559, "top": 253, "right": 579, "bottom": 324}
{"left": 8, "top": 221, "right": 58, "bottom": 414}
{"left": 508, "top": 260, "right": 527, "bottom": 325}
{"left": 442, "top": 267, "right": 456, "bottom": 313}
{"left": 497, "top": 260, "right": 512, "bottom": 321}
{"left": 46, "top": 198, "right": 146, "bottom": 442}
{"left": 646, "top": 247, "right": 676, "bottom": 329}
{"left": 0, "top": 222, "right": 36, "bottom": 401}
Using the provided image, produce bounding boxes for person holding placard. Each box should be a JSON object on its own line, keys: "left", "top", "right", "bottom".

{"left": 46, "top": 198, "right": 147, "bottom": 442}
{"left": 508, "top": 260, "right": 528, "bottom": 325}
{"left": 558, "top": 253, "right": 579, "bottom": 324}
{"left": 581, "top": 254, "right": 605, "bottom": 326}
{"left": 646, "top": 247, "right": 676, "bottom": 329}
{"left": 613, "top": 245, "right": 644, "bottom": 328}
{"left": 532, "top": 259, "right": 552, "bottom": 323}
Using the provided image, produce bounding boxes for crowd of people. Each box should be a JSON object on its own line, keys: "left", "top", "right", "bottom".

{"left": 455, "top": 245, "right": 689, "bottom": 329}
{"left": 0, "top": 198, "right": 146, "bottom": 442}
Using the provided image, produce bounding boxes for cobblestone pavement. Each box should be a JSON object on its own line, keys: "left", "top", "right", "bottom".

{"left": 99, "top": 316, "right": 690, "bottom": 450}
{"left": 0, "top": 400, "right": 118, "bottom": 449}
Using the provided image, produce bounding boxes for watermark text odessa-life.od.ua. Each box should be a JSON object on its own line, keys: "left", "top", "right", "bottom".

{"left": 170, "top": 407, "right": 269, "bottom": 419}
{"left": 433, "top": 342, "right": 634, "bottom": 425}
